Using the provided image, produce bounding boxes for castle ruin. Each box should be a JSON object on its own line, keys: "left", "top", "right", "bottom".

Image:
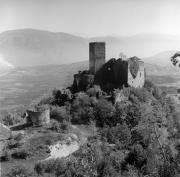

{"left": 72, "top": 42, "right": 145, "bottom": 92}
{"left": 89, "top": 42, "right": 105, "bottom": 74}
{"left": 25, "top": 106, "right": 50, "bottom": 126}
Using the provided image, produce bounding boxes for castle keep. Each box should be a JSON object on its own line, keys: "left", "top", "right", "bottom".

{"left": 89, "top": 42, "right": 105, "bottom": 74}
{"left": 72, "top": 42, "right": 145, "bottom": 92}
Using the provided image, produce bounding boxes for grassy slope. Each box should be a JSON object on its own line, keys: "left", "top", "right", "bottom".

{"left": 0, "top": 123, "right": 94, "bottom": 177}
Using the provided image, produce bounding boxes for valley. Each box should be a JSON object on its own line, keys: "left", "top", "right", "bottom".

{"left": 0, "top": 61, "right": 180, "bottom": 114}
{"left": 0, "top": 63, "right": 87, "bottom": 113}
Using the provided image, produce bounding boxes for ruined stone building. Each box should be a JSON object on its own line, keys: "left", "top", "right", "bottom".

{"left": 72, "top": 42, "right": 145, "bottom": 92}
{"left": 127, "top": 57, "right": 145, "bottom": 88}
{"left": 25, "top": 106, "right": 50, "bottom": 126}
{"left": 89, "top": 42, "right": 106, "bottom": 74}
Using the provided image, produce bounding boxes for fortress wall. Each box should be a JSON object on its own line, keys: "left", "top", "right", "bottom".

{"left": 73, "top": 42, "right": 145, "bottom": 92}
{"left": 72, "top": 73, "right": 94, "bottom": 92}
{"left": 95, "top": 58, "right": 128, "bottom": 88}
{"left": 26, "top": 108, "right": 50, "bottom": 126}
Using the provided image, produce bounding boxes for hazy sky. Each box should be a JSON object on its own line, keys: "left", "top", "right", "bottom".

{"left": 0, "top": 0, "right": 180, "bottom": 37}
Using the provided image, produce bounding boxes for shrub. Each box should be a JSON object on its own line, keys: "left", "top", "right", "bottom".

{"left": 52, "top": 88, "right": 72, "bottom": 106}
{"left": 125, "top": 101, "right": 143, "bottom": 128}
{"left": 50, "top": 106, "right": 71, "bottom": 122}
{"left": 123, "top": 165, "right": 139, "bottom": 177}
{"left": 37, "top": 94, "right": 53, "bottom": 105}
{"left": 87, "top": 85, "right": 103, "bottom": 98}
{"left": 105, "top": 123, "right": 131, "bottom": 146}
{"left": 13, "top": 133, "right": 24, "bottom": 141}
{"left": 94, "top": 99, "right": 115, "bottom": 127}
{"left": 34, "top": 104, "right": 49, "bottom": 112}
{"left": 115, "top": 101, "right": 129, "bottom": 124}
{"left": 35, "top": 158, "right": 67, "bottom": 175}
{"left": 61, "top": 120, "right": 71, "bottom": 133}
{"left": 11, "top": 148, "right": 30, "bottom": 159}
{"left": 7, "top": 139, "right": 22, "bottom": 149}
{"left": 50, "top": 120, "right": 61, "bottom": 132}
{"left": 50, "top": 120, "right": 70, "bottom": 133}
{"left": 0, "top": 150, "right": 11, "bottom": 161}
{"left": 144, "top": 80, "right": 155, "bottom": 92}
{"left": 158, "top": 163, "right": 176, "bottom": 177}
{"left": 6, "top": 164, "right": 32, "bottom": 177}
{"left": 129, "top": 87, "right": 151, "bottom": 103}
{"left": 71, "top": 93, "right": 95, "bottom": 124}
{"left": 144, "top": 80, "right": 162, "bottom": 99}
{"left": 123, "top": 144, "right": 147, "bottom": 172}
{"left": 45, "top": 139, "right": 53, "bottom": 146}
{"left": 2, "top": 112, "right": 22, "bottom": 126}
{"left": 34, "top": 161, "right": 45, "bottom": 176}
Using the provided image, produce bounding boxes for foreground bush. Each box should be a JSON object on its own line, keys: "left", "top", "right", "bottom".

{"left": 11, "top": 148, "right": 30, "bottom": 159}
{"left": 34, "top": 158, "right": 67, "bottom": 176}
{"left": 2, "top": 112, "right": 23, "bottom": 126}
{"left": 7, "top": 139, "right": 22, "bottom": 149}
{"left": 5, "top": 164, "right": 33, "bottom": 177}
{"left": 50, "top": 105, "right": 71, "bottom": 122}
{"left": 0, "top": 150, "right": 11, "bottom": 162}
{"left": 101, "top": 123, "right": 131, "bottom": 146}
{"left": 94, "top": 98, "right": 115, "bottom": 127}
{"left": 50, "top": 120, "right": 71, "bottom": 133}
{"left": 71, "top": 93, "right": 95, "bottom": 124}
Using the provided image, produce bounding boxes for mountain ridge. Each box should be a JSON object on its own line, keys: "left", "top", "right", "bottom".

{"left": 0, "top": 29, "right": 179, "bottom": 67}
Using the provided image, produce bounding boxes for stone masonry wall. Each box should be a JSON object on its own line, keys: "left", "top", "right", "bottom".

{"left": 127, "top": 60, "right": 145, "bottom": 88}
{"left": 26, "top": 108, "right": 50, "bottom": 126}
{"left": 89, "top": 42, "right": 105, "bottom": 74}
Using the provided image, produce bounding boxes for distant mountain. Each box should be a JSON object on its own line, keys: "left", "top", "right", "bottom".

{"left": 0, "top": 29, "right": 88, "bottom": 66}
{"left": 0, "top": 55, "right": 14, "bottom": 75}
{"left": 143, "top": 50, "right": 179, "bottom": 66}
{"left": 145, "top": 62, "right": 180, "bottom": 76}
{"left": 90, "top": 33, "right": 180, "bottom": 59}
{"left": 0, "top": 29, "right": 179, "bottom": 67}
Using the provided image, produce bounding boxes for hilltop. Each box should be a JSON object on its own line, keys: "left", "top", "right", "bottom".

{"left": 0, "top": 38, "right": 180, "bottom": 177}
{"left": 1, "top": 76, "right": 180, "bottom": 177}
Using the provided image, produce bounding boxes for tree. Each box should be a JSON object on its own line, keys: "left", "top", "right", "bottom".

{"left": 170, "top": 51, "right": 180, "bottom": 67}
{"left": 94, "top": 99, "right": 115, "bottom": 127}
{"left": 71, "top": 92, "right": 95, "bottom": 124}
{"left": 6, "top": 164, "right": 33, "bottom": 177}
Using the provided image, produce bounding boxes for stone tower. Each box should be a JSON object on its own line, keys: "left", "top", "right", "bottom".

{"left": 89, "top": 42, "right": 105, "bottom": 74}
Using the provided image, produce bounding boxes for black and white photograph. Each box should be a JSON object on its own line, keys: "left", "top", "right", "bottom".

{"left": 0, "top": 0, "right": 180, "bottom": 176}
